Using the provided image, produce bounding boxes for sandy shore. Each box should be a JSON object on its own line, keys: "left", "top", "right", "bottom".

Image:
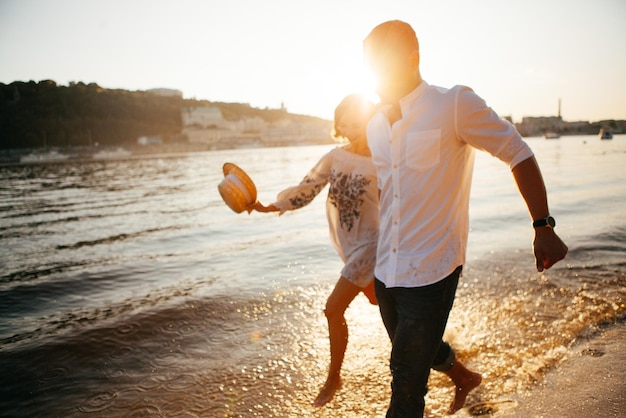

{"left": 460, "top": 320, "right": 626, "bottom": 417}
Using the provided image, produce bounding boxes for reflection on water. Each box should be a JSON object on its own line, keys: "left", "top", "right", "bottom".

{"left": 1, "top": 287, "right": 391, "bottom": 417}
{"left": 3, "top": 262, "right": 622, "bottom": 417}
{"left": 1, "top": 137, "right": 625, "bottom": 416}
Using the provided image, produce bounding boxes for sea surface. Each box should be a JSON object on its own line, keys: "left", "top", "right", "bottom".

{"left": 1, "top": 135, "right": 625, "bottom": 417}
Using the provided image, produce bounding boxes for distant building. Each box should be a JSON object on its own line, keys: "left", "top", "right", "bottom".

{"left": 515, "top": 116, "right": 564, "bottom": 137}
{"left": 181, "top": 106, "right": 233, "bottom": 146}
{"left": 261, "top": 118, "right": 332, "bottom": 146}
{"left": 233, "top": 116, "right": 265, "bottom": 134}
{"left": 147, "top": 88, "right": 183, "bottom": 97}
{"left": 138, "top": 136, "right": 163, "bottom": 145}
{"left": 182, "top": 106, "right": 224, "bottom": 128}
{"left": 562, "top": 120, "right": 592, "bottom": 134}
{"left": 180, "top": 105, "right": 333, "bottom": 147}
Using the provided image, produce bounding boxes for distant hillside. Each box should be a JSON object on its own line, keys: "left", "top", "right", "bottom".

{"left": 0, "top": 80, "right": 328, "bottom": 150}
{"left": 182, "top": 98, "right": 324, "bottom": 126}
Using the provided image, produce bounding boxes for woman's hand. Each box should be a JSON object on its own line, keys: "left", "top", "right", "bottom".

{"left": 249, "top": 201, "right": 278, "bottom": 213}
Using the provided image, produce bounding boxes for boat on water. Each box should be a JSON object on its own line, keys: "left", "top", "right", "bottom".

{"left": 598, "top": 129, "right": 613, "bottom": 140}
{"left": 20, "top": 150, "right": 70, "bottom": 163}
{"left": 92, "top": 147, "right": 132, "bottom": 159}
{"left": 542, "top": 132, "right": 560, "bottom": 139}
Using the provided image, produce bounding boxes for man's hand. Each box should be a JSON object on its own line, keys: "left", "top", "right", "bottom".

{"left": 533, "top": 228, "right": 568, "bottom": 272}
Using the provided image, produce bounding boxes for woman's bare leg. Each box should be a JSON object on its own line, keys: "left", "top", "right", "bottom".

{"left": 312, "top": 277, "right": 362, "bottom": 407}
{"left": 361, "top": 279, "right": 378, "bottom": 305}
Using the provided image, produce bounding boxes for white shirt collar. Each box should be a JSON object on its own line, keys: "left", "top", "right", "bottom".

{"left": 398, "top": 80, "right": 429, "bottom": 114}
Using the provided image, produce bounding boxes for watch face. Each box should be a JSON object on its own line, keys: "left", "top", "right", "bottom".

{"left": 547, "top": 216, "right": 556, "bottom": 227}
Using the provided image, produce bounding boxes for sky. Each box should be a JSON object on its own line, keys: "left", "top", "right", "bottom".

{"left": 1, "top": 0, "right": 625, "bottom": 122}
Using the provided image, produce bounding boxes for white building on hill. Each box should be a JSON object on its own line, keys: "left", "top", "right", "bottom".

{"left": 182, "top": 106, "right": 233, "bottom": 145}
{"left": 147, "top": 88, "right": 183, "bottom": 97}
{"left": 182, "top": 106, "right": 224, "bottom": 128}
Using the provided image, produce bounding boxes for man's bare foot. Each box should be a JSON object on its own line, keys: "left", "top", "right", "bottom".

{"left": 447, "top": 371, "right": 482, "bottom": 415}
{"left": 312, "top": 376, "right": 342, "bottom": 407}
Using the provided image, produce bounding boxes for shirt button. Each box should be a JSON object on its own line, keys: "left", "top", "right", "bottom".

{"left": 394, "top": 194, "right": 399, "bottom": 198}
{"left": 393, "top": 164, "right": 398, "bottom": 168}
{"left": 392, "top": 248, "right": 397, "bottom": 253}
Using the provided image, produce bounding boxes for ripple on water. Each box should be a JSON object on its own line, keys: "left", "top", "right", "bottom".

{"left": 78, "top": 391, "right": 118, "bottom": 413}
{"left": 104, "top": 368, "right": 127, "bottom": 379}
{"left": 36, "top": 367, "right": 67, "bottom": 383}
{"left": 163, "top": 374, "right": 200, "bottom": 392}
{"left": 137, "top": 373, "right": 170, "bottom": 391}
{"left": 108, "top": 344, "right": 135, "bottom": 360}
{"left": 151, "top": 351, "right": 185, "bottom": 368}
{"left": 156, "top": 320, "right": 201, "bottom": 339}
{"left": 176, "top": 323, "right": 196, "bottom": 336}
{"left": 125, "top": 403, "right": 162, "bottom": 417}
{"left": 115, "top": 322, "right": 140, "bottom": 335}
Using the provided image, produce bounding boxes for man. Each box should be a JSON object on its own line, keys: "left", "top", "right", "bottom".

{"left": 363, "top": 20, "right": 568, "bottom": 417}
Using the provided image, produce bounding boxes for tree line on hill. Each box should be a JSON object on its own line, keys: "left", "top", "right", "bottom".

{"left": 4, "top": 80, "right": 619, "bottom": 152}
{"left": 0, "top": 80, "right": 324, "bottom": 150}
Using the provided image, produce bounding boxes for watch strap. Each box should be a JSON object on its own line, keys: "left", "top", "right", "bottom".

{"left": 533, "top": 216, "right": 555, "bottom": 228}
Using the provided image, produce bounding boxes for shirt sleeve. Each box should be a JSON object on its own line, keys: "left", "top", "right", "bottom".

{"left": 454, "top": 86, "right": 534, "bottom": 169}
{"left": 272, "top": 151, "right": 332, "bottom": 214}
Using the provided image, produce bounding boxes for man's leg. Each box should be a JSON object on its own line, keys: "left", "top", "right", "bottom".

{"left": 374, "top": 277, "right": 397, "bottom": 341}
{"left": 376, "top": 267, "right": 462, "bottom": 417}
{"left": 431, "top": 345, "right": 482, "bottom": 415}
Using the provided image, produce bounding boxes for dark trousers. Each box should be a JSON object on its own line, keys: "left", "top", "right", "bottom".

{"left": 375, "top": 266, "right": 461, "bottom": 418}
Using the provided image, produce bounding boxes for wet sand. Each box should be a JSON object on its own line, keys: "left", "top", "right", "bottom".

{"left": 462, "top": 321, "right": 626, "bottom": 417}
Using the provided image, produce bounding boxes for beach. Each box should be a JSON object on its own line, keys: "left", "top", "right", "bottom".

{"left": 503, "top": 321, "right": 626, "bottom": 417}
{"left": 1, "top": 136, "right": 624, "bottom": 416}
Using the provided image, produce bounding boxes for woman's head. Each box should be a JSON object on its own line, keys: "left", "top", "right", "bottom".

{"left": 333, "top": 94, "right": 376, "bottom": 142}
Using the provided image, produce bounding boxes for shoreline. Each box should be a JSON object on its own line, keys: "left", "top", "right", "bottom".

{"left": 463, "top": 319, "right": 626, "bottom": 417}
{"left": 0, "top": 141, "right": 336, "bottom": 166}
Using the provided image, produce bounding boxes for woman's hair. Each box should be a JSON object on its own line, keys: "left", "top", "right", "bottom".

{"left": 332, "top": 94, "right": 376, "bottom": 141}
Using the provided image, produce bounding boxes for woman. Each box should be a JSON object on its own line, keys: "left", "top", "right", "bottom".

{"left": 252, "top": 94, "right": 378, "bottom": 406}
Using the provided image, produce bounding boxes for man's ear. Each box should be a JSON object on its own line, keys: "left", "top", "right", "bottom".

{"left": 408, "top": 50, "right": 420, "bottom": 70}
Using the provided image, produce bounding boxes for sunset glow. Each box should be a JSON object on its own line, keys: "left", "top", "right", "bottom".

{"left": 1, "top": 0, "right": 624, "bottom": 122}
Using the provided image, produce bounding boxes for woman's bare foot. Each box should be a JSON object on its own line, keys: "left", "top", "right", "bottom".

{"left": 446, "top": 371, "right": 482, "bottom": 415}
{"left": 312, "top": 376, "right": 342, "bottom": 407}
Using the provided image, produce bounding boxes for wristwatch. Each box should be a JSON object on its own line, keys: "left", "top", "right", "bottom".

{"left": 533, "top": 215, "right": 556, "bottom": 228}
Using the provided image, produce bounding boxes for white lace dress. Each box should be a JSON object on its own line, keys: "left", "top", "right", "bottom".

{"left": 272, "top": 147, "right": 379, "bottom": 288}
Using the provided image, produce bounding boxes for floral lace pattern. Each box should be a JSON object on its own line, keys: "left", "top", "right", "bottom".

{"left": 288, "top": 178, "right": 325, "bottom": 209}
{"left": 272, "top": 147, "right": 379, "bottom": 287}
{"left": 328, "top": 171, "right": 371, "bottom": 232}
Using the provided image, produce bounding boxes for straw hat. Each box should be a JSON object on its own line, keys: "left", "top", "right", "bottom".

{"left": 218, "top": 162, "right": 257, "bottom": 213}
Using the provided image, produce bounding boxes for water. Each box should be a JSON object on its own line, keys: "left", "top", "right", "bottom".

{"left": 1, "top": 136, "right": 624, "bottom": 417}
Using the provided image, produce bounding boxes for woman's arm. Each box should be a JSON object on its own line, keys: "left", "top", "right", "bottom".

{"left": 265, "top": 152, "right": 333, "bottom": 214}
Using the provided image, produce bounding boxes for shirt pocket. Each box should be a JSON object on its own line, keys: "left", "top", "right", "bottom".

{"left": 405, "top": 129, "right": 441, "bottom": 172}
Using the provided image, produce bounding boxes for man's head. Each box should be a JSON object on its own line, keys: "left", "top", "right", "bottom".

{"left": 363, "top": 20, "right": 421, "bottom": 102}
